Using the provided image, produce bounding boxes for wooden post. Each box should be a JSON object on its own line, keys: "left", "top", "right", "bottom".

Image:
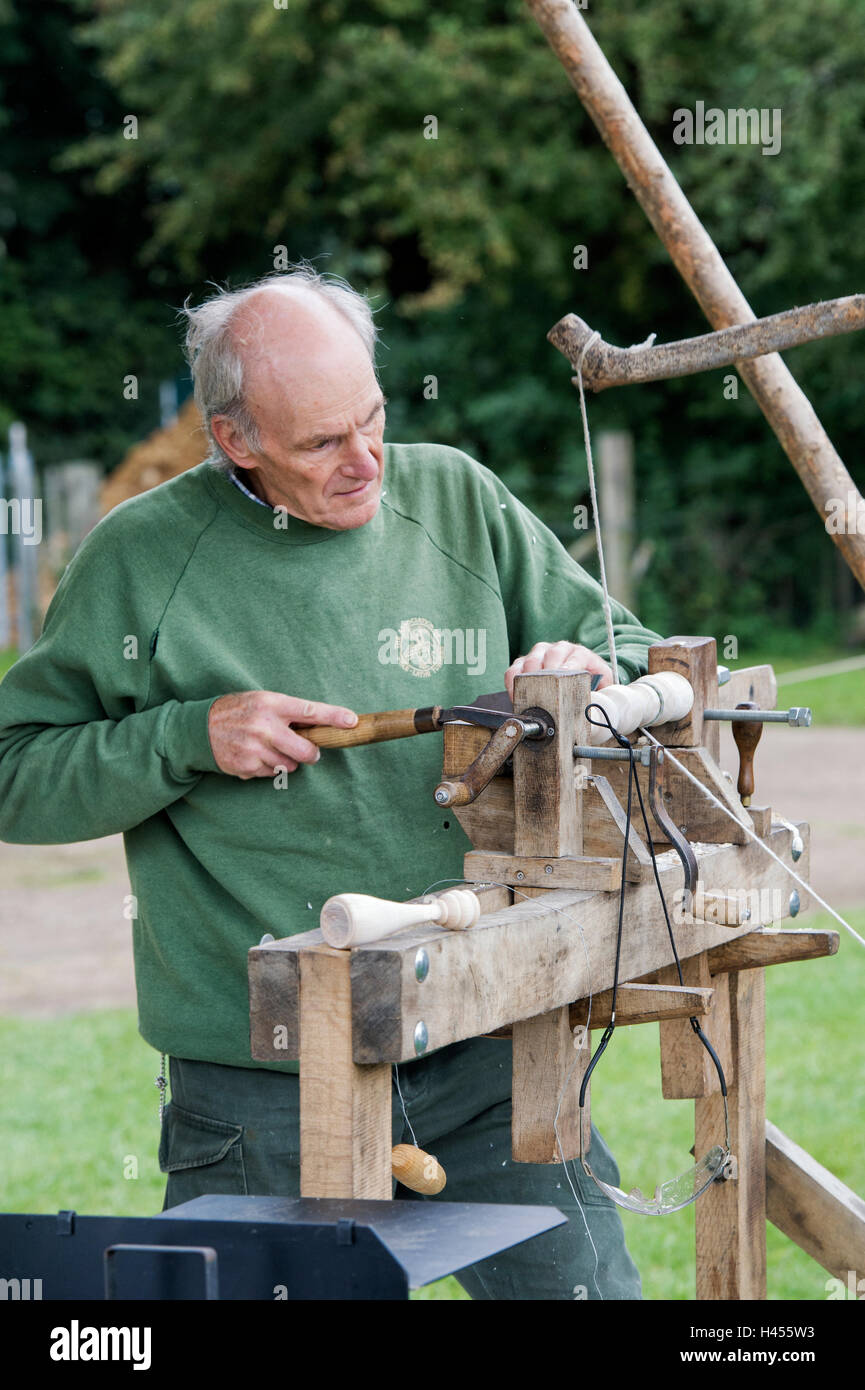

{"left": 298, "top": 946, "right": 392, "bottom": 1198}
{"left": 511, "top": 670, "right": 591, "bottom": 1161}
{"left": 694, "top": 967, "right": 767, "bottom": 1300}
{"left": 649, "top": 635, "right": 720, "bottom": 763}
{"left": 657, "top": 955, "right": 731, "bottom": 1100}
{"left": 512, "top": 668, "right": 589, "bottom": 857}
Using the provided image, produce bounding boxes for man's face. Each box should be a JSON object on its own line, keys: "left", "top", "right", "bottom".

{"left": 212, "top": 289, "right": 386, "bottom": 531}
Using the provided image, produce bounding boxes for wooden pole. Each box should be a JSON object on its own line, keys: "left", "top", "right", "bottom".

{"left": 549, "top": 296, "right": 865, "bottom": 394}
{"left": 695, "top": 967, "right": 767, "bottom": 1300}
{"left": 525, "top": 0, "right": 865, "bottom": 593}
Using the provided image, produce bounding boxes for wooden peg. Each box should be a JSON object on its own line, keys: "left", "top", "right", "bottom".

{"left": 732, "top": 701, "right": 763, "bottom": 806}
{"left": 391, "top": 1144, "right": 447, "bottom": 1195}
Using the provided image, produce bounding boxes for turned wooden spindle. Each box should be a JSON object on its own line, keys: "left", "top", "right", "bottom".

{"left": 320, "top": 888, "right": 481, "bottom": 948}
{"left": 732, "top": 701, "right": 763, "bottom": 806}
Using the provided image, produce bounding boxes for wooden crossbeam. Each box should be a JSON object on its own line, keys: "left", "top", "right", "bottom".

{"left": 549, "top": 297, "right": 865, "bottom": 394}
{"left": 707, "top": 928, "right": 839, "bottom": 975}
{"left": 488, "top": 982, "right": 714, "bottom": 1038}
{"left": 570, "top": 981, "right": 713, "bottom": 1029}
{"left": 249, "top": 825, "right": 807, "bottom": 1067}
{"left": 766, "top": 1121, "right": 865, "bottom": 1282}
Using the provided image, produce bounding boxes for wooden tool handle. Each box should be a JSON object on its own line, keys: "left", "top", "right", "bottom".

{"left": 732, "top": 701, "right": 763, "bottom": 805}
{"left": 320, "top": 888, "right": 481, "bottom": 948}
{"left": 688, "top": 889, "right": 751, "bottom": 929}
{"left": 305, "top": 707, "right": 438, "bottom": 748}
{"left": 391, "top": 1144, "right": 447, "bottom": 1195}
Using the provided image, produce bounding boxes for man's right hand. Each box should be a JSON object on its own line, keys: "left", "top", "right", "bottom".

{"left": 207, "top": 692, "right": 358, "bottom": 779}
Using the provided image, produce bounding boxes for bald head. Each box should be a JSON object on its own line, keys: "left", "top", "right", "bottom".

{"left": 200, "top": 276, "right": 386, "bottom": 531}
{"left": 182, "top": 266, "right": 379, "bottom": 473}
{"left": 228, "top": 287, "right": 376, "bottom": 446}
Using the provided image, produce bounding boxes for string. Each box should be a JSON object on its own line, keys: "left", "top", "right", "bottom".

{"left": 638, "top": 727, "right": 865, "bottom": 951}
{"left": 576, "top": 330, "right": 619, "bottom": 685}
{"left": 392, "top": 1064, "right": 418, "bottom": 1147}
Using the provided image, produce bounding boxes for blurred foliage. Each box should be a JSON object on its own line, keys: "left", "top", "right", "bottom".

{"left": 1, "top": 0, "right": 864, "bottom": 633}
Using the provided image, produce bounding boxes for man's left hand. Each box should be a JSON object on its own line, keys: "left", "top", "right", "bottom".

{"left": 505, "top": 641, "right": 614, "bottom": 701}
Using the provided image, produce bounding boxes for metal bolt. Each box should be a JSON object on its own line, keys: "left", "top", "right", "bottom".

{"left": 434, "top": 789, "right": 449, "bottom": 804}
{"left": 547, "top": 726, "right": 555, "bottom": 738}
{"left": 789, "top": 890, "right": 801, "bottom": 918}
{"left": 791, "top": 837, "right": 803, "bottom": 862}
{"left": 544, "top": 864, "right": 553, "bottom": 875}
{"left": 414, "top": 948, "right": 429, "bottom": 983}
{"left": 516, "top": 870, "right": 525, "bottom": 881}
{"left": 414, "top": 1020, "right": 428, "bottom": 1055}
{"left": 505, "top": 723, "right": 518, "bottom": 738}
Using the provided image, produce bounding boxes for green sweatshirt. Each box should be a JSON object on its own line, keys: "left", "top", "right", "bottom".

{"left": 0, "top": 443, "right": 662, "bottom": 1070}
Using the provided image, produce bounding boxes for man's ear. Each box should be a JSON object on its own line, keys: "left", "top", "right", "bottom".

{"left": 211, "top": 414, "right": 256, "bottom": 468}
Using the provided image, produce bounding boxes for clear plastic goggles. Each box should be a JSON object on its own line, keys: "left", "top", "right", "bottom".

{"left": 580, "top": 1108, "right": 730, "bottom": 1216}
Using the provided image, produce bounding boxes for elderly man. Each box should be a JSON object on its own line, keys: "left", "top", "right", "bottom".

{"left": 0, "top": 267, "right": 662, "bottom": 1300}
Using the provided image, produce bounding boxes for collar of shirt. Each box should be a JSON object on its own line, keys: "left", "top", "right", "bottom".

{"left": 229, "top": 469, "right": 271, "bottom": 509}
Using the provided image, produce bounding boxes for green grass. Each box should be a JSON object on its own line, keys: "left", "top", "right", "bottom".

{"left": 598, "top": 910, "right": 865, "bottom": 1301}
{"left": 0, "top": 647, "right": 17, "bottom": 681}
{"left": 2, "top": 908, "right": 862, "bottom": 1301}
{"left": 729, "top": 635, "right": 865, "bottom": 727}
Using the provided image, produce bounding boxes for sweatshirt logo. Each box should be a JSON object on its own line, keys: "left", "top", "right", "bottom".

{"left": 377, "top": 618, "right": 487, "bottom": 678}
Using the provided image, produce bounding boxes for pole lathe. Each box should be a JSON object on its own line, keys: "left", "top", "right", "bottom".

{"left": 249, "top": 636, "right": 862, "bottom": 1300}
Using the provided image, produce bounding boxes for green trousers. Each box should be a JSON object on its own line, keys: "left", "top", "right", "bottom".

{"left": 159, "top": 1037, "right": 641, "bottom": 1301}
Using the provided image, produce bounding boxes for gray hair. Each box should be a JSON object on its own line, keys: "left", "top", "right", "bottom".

{"left": 181, "top": 265, "right": 380, "bottom": 473}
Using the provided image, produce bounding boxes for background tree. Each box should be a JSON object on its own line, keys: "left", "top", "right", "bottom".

{"left": 3, "top": 0, "right": 864, "bottom": 637}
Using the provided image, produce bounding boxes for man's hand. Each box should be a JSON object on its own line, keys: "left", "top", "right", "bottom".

{"left": 505, "top": 642, "right": 614, "bottom": 701}
{"left": 207, "top": 692, "right": 358, "bottom": 779}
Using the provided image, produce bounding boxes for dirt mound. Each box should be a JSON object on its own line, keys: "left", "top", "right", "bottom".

{"left": 100, "top": 399, "right": 209, "bottom": 514}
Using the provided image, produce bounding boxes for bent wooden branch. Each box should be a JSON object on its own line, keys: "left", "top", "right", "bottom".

{"left": 525, "top": 0, "right": 865, "bottom": 592}
{"left": 549, "top": 296, "right": 865, "bottom": 393}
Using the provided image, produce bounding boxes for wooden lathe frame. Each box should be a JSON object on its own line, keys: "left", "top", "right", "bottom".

{"left": 248, "top": 637, "right": 864, "bottom": 1300}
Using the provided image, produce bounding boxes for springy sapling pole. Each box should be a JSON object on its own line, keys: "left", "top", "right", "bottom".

{"left": 525, "top": 0, "right": 865, "bottom": 593}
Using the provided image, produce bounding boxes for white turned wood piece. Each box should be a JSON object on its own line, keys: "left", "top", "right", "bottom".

{"left": 586, "top": 671, "right": 693, "bottom": 745}
{"left": 320, "top": 888, "right": 481, "bottom": 949}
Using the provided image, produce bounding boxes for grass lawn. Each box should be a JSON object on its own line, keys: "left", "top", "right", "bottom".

{"left": 729, "top": 634, "right": 865, "bottom": 727}
{"left": 1, "top": 908, "right": 862, "bottom": 1302}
